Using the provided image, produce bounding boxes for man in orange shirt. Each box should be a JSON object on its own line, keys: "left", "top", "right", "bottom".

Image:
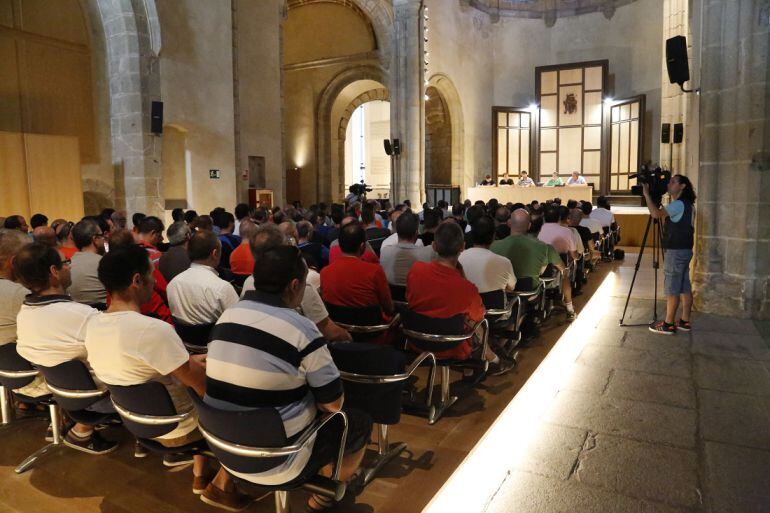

{"left": 229, "top": 220, "right": 257, "bottom": 276}
{"left": 134, "top": 216, "right": 172, "bottom": 324}
{"left": 407, "top": 222, "right": 513, "bottom": 376}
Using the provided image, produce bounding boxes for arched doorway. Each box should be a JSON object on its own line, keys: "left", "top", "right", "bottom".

{"left": 425, "top": 86, "right": 452, "bottom": 187}
{"left": 343, "top": 99, "right": 391, "bottom": 201}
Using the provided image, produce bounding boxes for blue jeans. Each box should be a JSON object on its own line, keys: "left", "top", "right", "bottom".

{"left": 663, "top": 249, "right": 693, "bottom": 296}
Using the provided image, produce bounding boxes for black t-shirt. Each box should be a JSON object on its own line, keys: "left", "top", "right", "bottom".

{"left": 574, "top": 225, "right": 593, "bottom": 250}
{"left": 418, "top": 232, "right": 435, "bottom": 247}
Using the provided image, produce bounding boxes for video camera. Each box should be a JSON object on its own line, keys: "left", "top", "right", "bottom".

{"left": 349, "top": 181, "right": 372, "bottom": 197}
{"left": 630, "top": 165, "right": 670, "bottom": 204}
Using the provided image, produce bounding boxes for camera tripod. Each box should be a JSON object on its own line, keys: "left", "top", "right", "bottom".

{"left": 619, "top": 213, "right": 665, "bottom": 326}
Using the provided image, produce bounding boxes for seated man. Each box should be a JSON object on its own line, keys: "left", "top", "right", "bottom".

{"left": 229, "top": 219, "right": 257, "bottom": 276}
{"left": 68, "top": 218, "right": 107, "bottom": 307}
{"left": 567, "top": 170, "right": 587, "bottom": 185}
{"left": 241, "top": 225, "right": 351, "bottom": 342}
{"left": 32, "top": 226, "right": 57, "bottom": 247}
{"left": 516, "top": 170, "right": 535, "bottom": 187}
{"left": 214, "top": 211, "right": 241, "bottom": 270}
{"left": 407, "top": 223, "right": 513, "bottom": 375}
{"left": 135, "top": 216, "right": 173, "bottom": 323}
{"left": 158, "top": 221, "right": 192, "bottom": 283}
{"left": 207, "top": 244, "right": 371, "bottom": 510}
{"left": 297, "top": 220, "right": 329, "bottom": 270}
{"left": 321, "top": 221, "right": 394, "bottom": 327}
{"left": 418, "top": 208, "right": 441, "bottom": 247}
{"left": 380, "top": 211, "right": 434, "bottom": 288}
{"left": 13, "top": 243, "right": 117, "bottom": 454}
{"left": 492, "top": 209, "right": 576, "bottom": 320}
{"left": 381, "top": 210, "right": 425, "bottom": 250}
{"left": 538, "top": 207, "right": 579, "bottom": 260}
{"left": 579, "top": 201, "right": 604, "bottom": 236}
{"left": 86, "top": 245, "right": 247, "bottom": 508}
{"left": 480, "top": 174, "right": 494, "bottom": 186}
{"left": 545, "top": 171, "right": 564, "bottom": 187}
{"left": 167, "top": 231, "right": 239, "bottom": 325}
{"left": 458, "top": 216, "right": 516, "bottom": 294}
{"left": 569, "top": 207, "right": 595, "bottom": 263}
{"left": 591, "top": 196, "right": 617, "bottom": 229}
{"left": 328, "top": 216, "right": 379, "bottom": 264}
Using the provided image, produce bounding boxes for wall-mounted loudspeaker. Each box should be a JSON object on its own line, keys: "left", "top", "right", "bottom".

{"left": 665, "top": 36, "right": 690, "bottom": 87}
{"left": 151, "top": 101, "right": 163, "bottom": 135}
{"left": 661, "top": 123, "right": 671, "bottom": 144}
{"left": 392, "top": 139, "right": 401, "bottom": 155}
{"left": 673, "top": 123, "right": 684, "bottom": 144}
{"left": 384, "top": 139, "right": 393, "bottom": 156}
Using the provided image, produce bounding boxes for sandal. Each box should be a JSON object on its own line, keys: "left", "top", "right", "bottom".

{"left": 306, "top": 493, "right": 335, "bottom": 512}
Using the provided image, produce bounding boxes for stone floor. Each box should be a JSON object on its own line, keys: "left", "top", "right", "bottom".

{"left": 431, "top": 257, "right": 770, "bottom": 513}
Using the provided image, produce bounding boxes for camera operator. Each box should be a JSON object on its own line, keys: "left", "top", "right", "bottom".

{"left": 642, "top": 174, "right": 696, "bottom": 335}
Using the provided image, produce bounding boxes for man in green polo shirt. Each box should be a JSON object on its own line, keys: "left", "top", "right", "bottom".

{"left": 545, "top": 171, "right": 564, "bottom": 187}
{"left": 491, "top": 208, "right": 575, "bottom": 319}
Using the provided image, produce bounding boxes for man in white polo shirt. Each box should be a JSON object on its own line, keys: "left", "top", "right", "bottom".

{"left": 590, "top": 196, "right": 616, "bottom": 228}
{"left": 167, "top": 230, "right": 239, "bottom": 326}
{"left": 13, "top": 243, "right": 117, "bottom": 455}
{"left": 458, "top": 216, "right": 516, "bottom": 294}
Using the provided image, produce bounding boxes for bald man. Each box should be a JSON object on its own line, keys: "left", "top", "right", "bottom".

{"left": 492, "top": 208, "right": 576, "bottom": 320}
{"left": 328, "top": 216, "right": 379, "bottom": 264}
{"left": 32, "top": 226, "right": 57, "bottom": 247}
{"left": 381, "top": 209, "right": 425, "bottom": 250}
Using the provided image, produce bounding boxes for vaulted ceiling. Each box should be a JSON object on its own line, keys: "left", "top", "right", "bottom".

{"left": 464, "top": 0, "right": 639, "bottom": 26}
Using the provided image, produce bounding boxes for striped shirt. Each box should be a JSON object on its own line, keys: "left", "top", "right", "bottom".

{"left": 205, "top": 290, "right": 342, "bottom": 485}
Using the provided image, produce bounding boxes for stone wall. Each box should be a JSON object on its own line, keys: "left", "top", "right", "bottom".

{"left": 693, "top": 0, "right": 770, "bottom": 319}
{"left": 425, "top": 85, "right": 452, "bottom": 185}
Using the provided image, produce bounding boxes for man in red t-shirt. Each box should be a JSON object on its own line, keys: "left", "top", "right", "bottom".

{"left": 230, "top": 220, "right": 257, "bottom": 276}
{"left": 328, "top": 217, "right": 379, "bottom": 265}
{"left": 321, "top": 221, "right": 394, "bottom": 328}
{"left": 135, "top": 216, "right": 172, "bottom": 324}
{"left": 407, "top": 222, "right": 513, "bottom": 375}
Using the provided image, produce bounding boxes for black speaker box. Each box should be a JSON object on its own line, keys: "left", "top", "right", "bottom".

{"left": 673, "top": 123, "right": 684, "bottom": 143}
{"left": 151, "top": 101, "right": 163, "bottom": 135}
{"left": 666, "top": 36, "right": 690, "bottom": 86}
{"left": 661, "top": 123, "right": 671, "bottom": 144}
{"left": 383, "top": 139, "right": 392, "bottom": 156}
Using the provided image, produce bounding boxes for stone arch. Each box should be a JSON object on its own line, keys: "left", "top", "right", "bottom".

{"left": 287, "top": 0, "right": 393, "bottom": 67}
{"left": 337, "top": 88, "right": 390, "bottom": 196}
{"left": 80, "top": 0, "right": 162, "bottom": 218}
{"left": 316, "top": 65, "right": 388, "bottom": 201}
{"left": 427, "top": 73, "right": 465, "bottom": 189}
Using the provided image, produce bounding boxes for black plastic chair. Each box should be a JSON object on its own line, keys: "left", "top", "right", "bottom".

{"left": 172, "top": 318, "right": 214, "bottom": 354}
{"left": 0, "top": 343, "right": 62, "bottom": 474}
{"left": 401, "top": 310, "right": 489, "bottom": 424}
{"left": 324, "top": 303, "right": 400, "bottom": 343}
{"left": 107, "top": 381, "right": 208, "bottom": 456}
{"left": 480, "top": 290, "right": 521, "bottom": 361}
{"left": 329, "top": 342, "right": 435, "bottom": 485}
{"left": 189, "top": 391, "right": 348, "bottom": 513}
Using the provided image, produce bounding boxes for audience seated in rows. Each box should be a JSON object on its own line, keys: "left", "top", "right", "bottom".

{"left": 591, "top": 196, "right": 616, "bottom": 228}
{"left": 68, "top": 218, "right": 107, "bottom": 307}
{"left": 229, "top": 219, "right": 257, "bottom": 276}
{"left": 167, "top": 231, "right": 239, "bottom": 326}
{"left": 328, "top": 217, "right": 379, "bottom": 264}
{"left": 159, "top": 221, "right": 192, "bottom": 283}
{"left": 134, "top": 217, "right": 173, "bottom": 323}
{"left": 579, "top": 201, "right": 603, "bottom": 235}
{"left": 458, "top": 216, "right": 516, "bottom": 294}
{"left": 380, "top": 211, "right": 434, "bottom": 289}
{"left": 297, "top": 220, "right": 329, "bottom": 270}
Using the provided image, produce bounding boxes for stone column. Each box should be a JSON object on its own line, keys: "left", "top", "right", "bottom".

{"left": 390, "top": 0, "right": 425, "bottom": 205}
{"left": 694, "top": 0, "right": 770, "bottom": 319}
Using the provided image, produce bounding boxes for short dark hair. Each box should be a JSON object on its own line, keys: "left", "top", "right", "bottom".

{"left": 466, "top": 205, "right": 485, "bottom": 226}
{"left": 193, "top": 215, "right": 213, "bottom": 231}
{"left": 597, "top": 196, "right": 610, "bottom": 209}
{"left": 396, "top": 211, "right": 419, "bottom": 240}
{"left": 452, "top": 204, "right": 465, "bottom": 217}
{"left": 272, "top": 210, "right": 286, "bottom": 225}
{"left": 434, "top": 222, "right": 464, "bottom": 257}
{"left": 567, "top": 199, "right": 578, "bottom": 210}
{"left": 558, "top": 205, "right": 570, "bottom": 222}
{"left": 3, "top": 216, "right": 23, "bottom": 230}
{"left": 471, "top": 216, "right": 495, "bottom": 246}
{"left": 339, "top": 221, "right": 366, "bottom": 254}
{"left": 12, "top": 243, "right": 61, "bottom": 293}
{"left": 235, "top": 203, "right": 250, "bottom": 220}
{"left": 138, "top": 216, "right": 164, "bottom": 235}
{"left": 296, "top": 220, "right": 312, "bottom": 240}
{"left": 188, "top": 230, "right": 220, "bottom": 261}
{"left": 361, "top": 204, "right": 376, "bottom": 225}
{"left": 252, "top": 245, "right": 307, "bottom": 295}
{"left": 72, "top": 218, "right": 101, "bottom": 250}
{"left": 183, "top": 210, "right": 198, "bottom": 224}
{"left": 98, "top": 245, "right": 152, "bottom": 293}
{"left": 544, "top": 207, "right": 560, "bottom": 223}
{"left": 171, "top": 208, "right": 184, "bottom": 222}
{"left": 423, "top": 208, "right": 441, "bottom": 230}
{"left": 494, "top": 206, "right": 511, "bottom": 224}
{"left": 215, "top": 211, "right": 235, "bottom": 230}
{"left": 30, "top": 214, "right": 48, "bottom": 229}
{"left": 580, "top": 201, "right": 593, "bottom": 216}
{"left": 132, "top": 212, "right": 146, "bottom": 229}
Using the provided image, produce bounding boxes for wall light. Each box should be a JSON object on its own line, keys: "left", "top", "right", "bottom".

{"left": 423, "top": 272, "right": 618, "bottom": 513}
{"left": 603, "top": 97, "right": 615, "bottom": 105}
{"left": 528, "top": 103, "right": 539, "bottom": 113}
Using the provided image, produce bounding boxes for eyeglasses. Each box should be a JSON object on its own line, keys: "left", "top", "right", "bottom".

{"left": 61, "top": 259, "right": 72, "bottom": 266}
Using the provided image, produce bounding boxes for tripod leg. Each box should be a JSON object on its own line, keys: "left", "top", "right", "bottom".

{"left": 620, "top": 216, "right": 654, "bottom": 325}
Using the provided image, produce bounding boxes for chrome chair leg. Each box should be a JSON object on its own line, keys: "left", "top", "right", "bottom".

{"left": 274, "top": 490, "right": 290, "bottom": 513}
{"left": 1, "top": 385, "right": 11, "bottom": 425}
{"left": 428, "top": 367, "right": 457, "bottom": 425}
{"left": 14, "top": 403, "right": 63, "bottom": 474}
{"left": 361, "top": 424, "right": 407, "bottom": 486}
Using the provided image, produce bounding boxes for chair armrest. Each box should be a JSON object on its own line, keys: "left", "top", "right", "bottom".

{"left": 112, "top": 400, "right": 193, "bottom": 426}
{"left": 46, "top": 383, "right": 109, "bottom": 400}
{"left": 0, "top": 369, "right": 39, "bottom": 379}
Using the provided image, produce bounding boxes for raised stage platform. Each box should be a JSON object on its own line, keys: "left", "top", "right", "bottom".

{"left": 466, "top": 185, "right": 593, "bottom": 205}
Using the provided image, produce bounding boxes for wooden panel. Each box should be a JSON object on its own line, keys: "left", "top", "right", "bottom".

{"left": 508, "top": 112, "right": 519, "bottom": 127}
{"left": 619, "top": 122, "right": 630, "bottom": 174}
{"left": 541, "top": 128, "right": 557, "bottom": 152}
{"left": 620, "top": 104, "right": 630, "bottom": 121}
{"left": 497, "top": 112, "right": 507, "bottom": 127}
{"left": 540, "top": 95, "right": 557, "bottom": 127}
{"left": 584, "top": 66, "right": 603, "bottom": 90}
{"left": 0, "top": 0, "right": 12, "bottom": 27}
{"left": 0, "top": 33, "right": 22, "bottom": 132}
{"left": 631, "top": 101, "right": 640, "bottom": 119}
{"left": 507, "top": 129, "right": 520, "bottom": 175}
{"left": 540, "top": 152, "right": 556, "bottom": 175}
{"left": 583, "top": 126, "right": 601, "bottom": 150}
{"left": 583, "top": 151, "right": 601, "bottom": 174}
{"left": 19, "top": 0, "right": 89, "bottom": 45}
{"left": 611, "top": 105, "right": 621, "bottom": 122}
{"left": 496, "top": 128, "right": 507, "bottom": 175}
{"left": 541, "top": 71, "right": 557, "bottom": 94}
{"left": 559, "top": 68, "right": 582, "bottom": 84}
{"left": 467, "top": 185, "right": 592, "bottom": 205}
{"left": 20, "top": 39, "right": 95, "bottom": 162}
{"left": 630, "top": 120, "right": 639, "bottom": 172}
{"left": 520, "top": 129, "right": 529, "bottom": 172}
{"left": 584, "top": 91, "right": 603, "bottom": 125}
{"left": 558, "top": 85, "right": 583, "bottom": 126}
{"left": 24, "top": 133, "right": 83, "bottom": 221}
{"left": 0, "top": 131, "right": 30, "bottom": 218}
{"left": 611, "top": 124, "right": 620, "bottom": 173}
{"left": 558, "top": 127, "right": 582, "bottom": 172}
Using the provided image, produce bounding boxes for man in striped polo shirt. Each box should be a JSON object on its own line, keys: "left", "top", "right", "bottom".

{"left": 206, "top": 244, "right": 371, "bottom": 511}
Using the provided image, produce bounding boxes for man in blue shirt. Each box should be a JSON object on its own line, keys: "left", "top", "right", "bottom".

{"left": 643, "top": 174, "right": 697, "bottom": 335}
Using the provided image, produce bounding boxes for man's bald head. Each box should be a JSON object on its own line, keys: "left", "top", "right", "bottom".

{"left": 33, "top": 226, "right": 57, "bottom": 247}
{"left": 278, "top": 221, "right": 297, "bottom": 242}
{"left": 568, "top": 208, "right": 583, "bottom": 226}
{"left": 389, "top": 209, "right": 403, "bottom": 228}
{"left": 509, "top": 208, "right": 531, "bottom": 235}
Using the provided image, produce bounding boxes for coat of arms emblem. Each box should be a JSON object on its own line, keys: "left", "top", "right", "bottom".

{"left": 563, "top": 93, "right": 578, "bottom": 114}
